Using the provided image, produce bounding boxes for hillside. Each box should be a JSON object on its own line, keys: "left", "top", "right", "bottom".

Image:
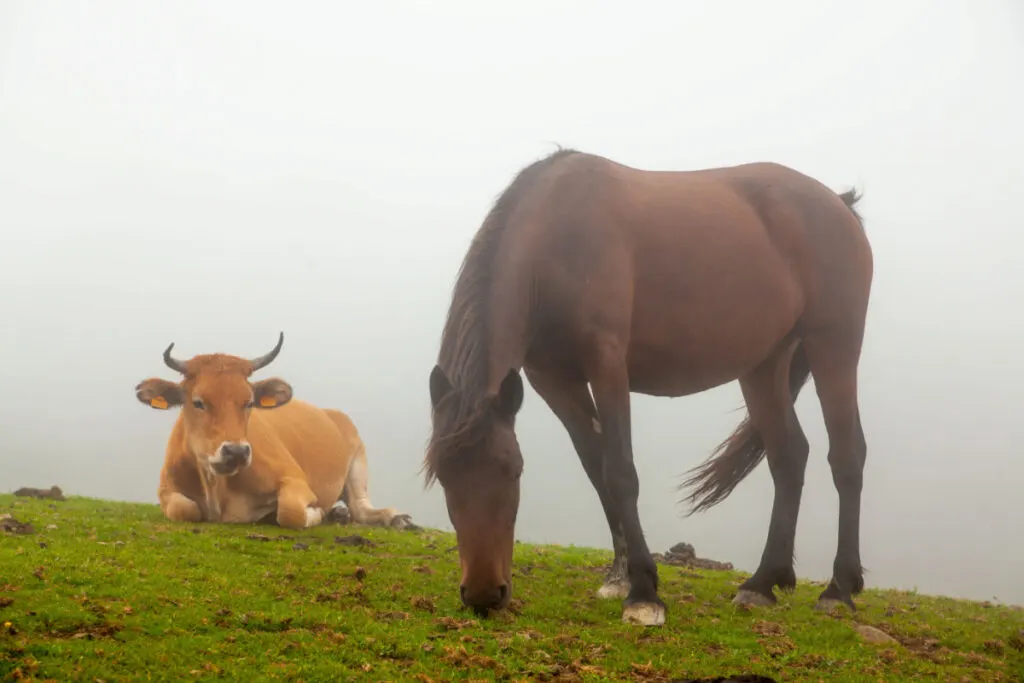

{"left": 1, "top": 494, "right": 1021, "bottom": 682}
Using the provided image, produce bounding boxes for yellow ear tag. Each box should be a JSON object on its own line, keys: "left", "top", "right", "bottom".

{"left": 259, "top": 396, "right": 278, "bottom": 408}
{"left": 150, "top": 397, "right": 169, "bottom": 409}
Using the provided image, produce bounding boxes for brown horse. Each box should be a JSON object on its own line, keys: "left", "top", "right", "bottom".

{"left": 425, "top": 148, "right": 873, "bottom": 626}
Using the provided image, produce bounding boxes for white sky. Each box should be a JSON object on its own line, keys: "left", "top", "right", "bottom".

{"left": 1, "top": 0, "right": 1022, "bottom": 604}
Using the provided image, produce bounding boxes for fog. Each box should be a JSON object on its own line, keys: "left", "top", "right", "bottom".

{"left": 2, "top": 1, "right": 1022, "bottom": 605}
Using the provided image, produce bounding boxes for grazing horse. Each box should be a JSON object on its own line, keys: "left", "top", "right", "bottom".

{"left": 425, "top": 148, "right": 873, "bottom": 625}
{"left": 136, "top": 333, "right": 410, "bottom": 531}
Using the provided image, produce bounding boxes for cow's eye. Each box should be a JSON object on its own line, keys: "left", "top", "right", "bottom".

{"left": 192, "top": 399, "right": 205, "bottom": 411}
{"left": 244, "top": 400, "right": 255, "bottom": 410}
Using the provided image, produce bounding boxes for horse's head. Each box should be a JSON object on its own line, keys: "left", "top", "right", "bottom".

{"left": 426, "top": 365, "right": 524, "bottom": 615}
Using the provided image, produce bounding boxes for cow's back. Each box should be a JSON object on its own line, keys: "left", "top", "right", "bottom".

{"left": 247, "top": 399, "right": 355, "bottom": 506}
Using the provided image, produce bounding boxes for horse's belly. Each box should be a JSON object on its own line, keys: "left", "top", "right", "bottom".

{"left": 627, "top": 286, "right": 800, "bottom": 397}
{"left": 627, "top": 340, "right": 775, "bottom": 396}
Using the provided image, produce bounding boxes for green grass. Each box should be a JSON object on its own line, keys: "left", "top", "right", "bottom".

{"left": 1, "top": 495, "right": 1022, "bottom": 682}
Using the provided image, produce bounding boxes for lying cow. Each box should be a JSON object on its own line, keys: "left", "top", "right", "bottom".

{"left": 135, "top": 332, "right": 409, "bottom": 531}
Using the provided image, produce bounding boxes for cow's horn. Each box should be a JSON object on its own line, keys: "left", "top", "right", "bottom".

{"left": 249, "top": 332, "right": 284, "bottom": 372}
{"left": 162, "top": 342, "right": 189, "bottom": 374}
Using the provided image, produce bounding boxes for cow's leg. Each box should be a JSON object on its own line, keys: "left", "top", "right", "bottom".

{"left": 276, "top": 478, "right": 323, "bottom": 530}
{"left": 160, "top": 491, "right": 203, "bottom": 523}
{"left": 343, "top": 442, "right": 411, "bottom": 528}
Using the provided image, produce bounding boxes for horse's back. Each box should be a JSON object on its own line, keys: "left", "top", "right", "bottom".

{"left": 520, "top": 152, "right": 872, "bottom": 394}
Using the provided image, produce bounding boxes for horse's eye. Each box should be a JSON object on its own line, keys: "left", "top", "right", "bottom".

{"left": 192, "top": 399, "right": 205, "bottom": 411}
{"left": 245, "top": 401, "right": 255, "bottom": 410}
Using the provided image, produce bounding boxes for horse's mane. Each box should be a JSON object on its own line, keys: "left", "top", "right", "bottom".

{"left": 423, "top": 147, "right": 578, "bottom": 485}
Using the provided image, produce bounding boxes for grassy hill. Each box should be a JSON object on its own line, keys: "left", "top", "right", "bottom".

{"left": 1, "top": 494, "right": 1021, "bottom": 682}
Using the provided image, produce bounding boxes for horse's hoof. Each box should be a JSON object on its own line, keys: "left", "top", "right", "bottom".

{"left": 621, "top": 602, "right": 666, "bottom": 626}
{"left": 733, "top": 589, "right": 776, "bottom": 608}
{"left": 815, "top": 597, "right": 854, "bottom": 613}
{"left": 596, "top": 579, "right": 630, "bottom": 600}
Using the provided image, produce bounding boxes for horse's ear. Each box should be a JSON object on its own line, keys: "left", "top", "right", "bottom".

{"left": 494, "top": 368, "right": 524, "bottom": 419}
{"left": 429, "top": 364, "right": 454, "bottom": 408}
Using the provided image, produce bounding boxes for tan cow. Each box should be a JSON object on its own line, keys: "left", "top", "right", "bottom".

{"left": 135, "top": 333, "right": 410, "bottom": 531}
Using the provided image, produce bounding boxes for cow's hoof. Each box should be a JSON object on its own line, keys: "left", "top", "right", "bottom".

{"left": 304, "top": 506, "right": 324, "bottom": 528}
{"left": 389, "top": 514, "right": 418, "bottom": 531}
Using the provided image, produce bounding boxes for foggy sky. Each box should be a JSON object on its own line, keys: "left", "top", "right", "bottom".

{"left": 1, "top": 1, "right": 1022, "bottom": 605}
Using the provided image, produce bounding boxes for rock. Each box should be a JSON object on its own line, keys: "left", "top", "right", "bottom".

{"left": 0, "top": 515, "right": 35, "bottom": 535}
{"left": 855, "top": 624, "right": 898, "bottom": 645}
{"left": 13, "top": 486, "right": 66, "bottom": 501}
{"left": 656, "top": 542, "right": 734, "bottom": 571}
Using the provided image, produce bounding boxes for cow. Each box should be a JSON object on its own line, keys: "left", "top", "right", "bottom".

{"left": 134, "top": 332, "right": 410, "bottom": 531}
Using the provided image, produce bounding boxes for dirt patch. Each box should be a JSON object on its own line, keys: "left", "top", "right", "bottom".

{"left": 652, "top": 542, "right": 734, "bottom": 571}
{"left": 49, "top": 622, "right": 122, "bottom": 640}
{"left": 0, "top": 514, "right": 35, "bottom": 535}
{"left": 335, "top": 534, "right": 375, "bottom": 547}
{"left": 13, "top": 485, "right": 66, "bottom": 501}
{"left": 410, "top": 596, "right": 436, "bottom": 612}
{"left": 752, "top": 621, "right": 786, "bottom": 637}
{"left": 435, "top": 616, "right": 475, "bottom": 631}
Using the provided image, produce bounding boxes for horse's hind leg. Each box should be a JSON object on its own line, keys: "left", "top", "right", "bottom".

{"left": 804, "top": 335, "right": 867, "bottom": 611}
{"left": 524, "top": 368, "right": 630, "bottom": 600}
{"left": 733, "top": 340, "right": 811, "bottom": 607}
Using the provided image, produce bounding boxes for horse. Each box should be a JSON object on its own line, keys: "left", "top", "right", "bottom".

{"left": 425, "top": 148, "right": 873, "bottom": 626}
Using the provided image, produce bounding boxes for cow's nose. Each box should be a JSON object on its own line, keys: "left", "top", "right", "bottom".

{"left": 221, "top": 442, "right": 251, "bottom": 464}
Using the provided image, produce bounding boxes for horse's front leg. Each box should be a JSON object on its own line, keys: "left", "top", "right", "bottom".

{"left": 524, "top": 368, "right": 630, "bottom": 600}
{"left": 587, "top": 343, "right": 666, "bottom": 627}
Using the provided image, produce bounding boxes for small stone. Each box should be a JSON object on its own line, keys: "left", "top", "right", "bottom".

{"left": 855, "top": 624, "right": 898, "bottom": 645}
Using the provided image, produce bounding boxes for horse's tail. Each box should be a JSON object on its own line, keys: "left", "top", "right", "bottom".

{"left": 679, "top": 342, "right": 813, "bottom": 514}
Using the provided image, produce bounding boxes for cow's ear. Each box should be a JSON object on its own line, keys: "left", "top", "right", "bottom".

{"left": 252, "top": 378, "right": 293, "bottom": 409}
{"left": 135, "top": 378, "right": 184, "bottom": 410}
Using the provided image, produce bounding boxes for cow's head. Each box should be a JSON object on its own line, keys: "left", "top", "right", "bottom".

{"left": 135, "top": 333, "right": 292, "bottom": 476}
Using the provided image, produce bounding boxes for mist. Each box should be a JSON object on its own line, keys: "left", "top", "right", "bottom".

{"left": 1, "top": 1, "right": 1022, "bottom": 605}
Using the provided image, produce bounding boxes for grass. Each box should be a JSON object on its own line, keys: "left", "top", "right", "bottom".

{"left": 1, "top": 495, "right": 1022, "bottom": 682}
